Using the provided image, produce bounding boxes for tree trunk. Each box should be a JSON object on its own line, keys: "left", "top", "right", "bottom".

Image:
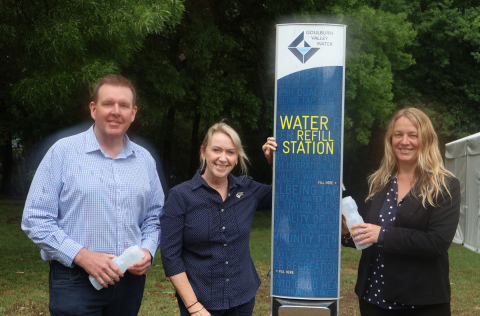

{"left": 189, "top": 111, "right": 201, "bottom": 178}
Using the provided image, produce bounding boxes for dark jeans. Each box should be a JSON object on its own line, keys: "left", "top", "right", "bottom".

{"left": 359, "top": 299, "right": 451, "bottom": 316}
{"left": 49, "top": 261, "right": 145, "bottom": 316}
{"left": 177, "top": 295, "right": 256, "bottom": 316}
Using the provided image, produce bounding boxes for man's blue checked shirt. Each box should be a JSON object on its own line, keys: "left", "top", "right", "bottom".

{"left": 22, "top": 125, "right": 164, "bottom": 267}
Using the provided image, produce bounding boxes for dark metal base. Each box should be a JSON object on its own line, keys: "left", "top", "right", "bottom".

{"left": 272, "top": 297, "right": 337, "bottom": 316}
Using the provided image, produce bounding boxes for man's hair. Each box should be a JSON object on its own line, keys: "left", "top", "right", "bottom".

{"left": 92, "top": 75, "right": 136, "bottom": 106}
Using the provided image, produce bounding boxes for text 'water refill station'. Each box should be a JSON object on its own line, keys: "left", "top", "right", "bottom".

{"left": 271, "top": 23, "right": 346, "bottom": 316}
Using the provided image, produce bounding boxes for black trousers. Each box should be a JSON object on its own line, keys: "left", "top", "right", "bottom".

{"left": 359, "top": 299, "right": 450, "bottom": 316}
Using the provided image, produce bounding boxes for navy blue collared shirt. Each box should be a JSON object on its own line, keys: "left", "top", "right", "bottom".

{"left": 364, "top": 177, "right": 419, "bottom": 310}
{"left": 160, "top": 170, "right": 272, "bottom": 310}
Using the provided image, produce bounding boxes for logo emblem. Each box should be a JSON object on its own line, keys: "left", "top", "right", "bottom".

{"left": 236, "top": 192, "right": 244, "bottom": 199}
{"left": 288, "top": 31, "right": 320, "bottom": 64}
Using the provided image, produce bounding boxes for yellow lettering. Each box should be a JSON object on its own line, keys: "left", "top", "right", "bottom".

{"left": 293, "top": 116, "right": 302, "bottom": 129}
{"left": 297, "top": 141, "right": 305, "bottom": 154}
{"left": 320, "top": 116, "right": 328, "bottom": 130}
{"left": 282, "top": 141, "right": 290, "bottom": 153}
{"left": 326, "top": 142, "right": 334, "bottom": 154}
{"left": 317, "top": 142, "right": 324, "bottom": 154}
{"left": 290, "top": 141, "right": 297, "bottom": 153}
{"left": 311, "top": 116, "right": 318, "bottom": 130}
{"left": 297, "top": 130, "right": 304, "bottom": 140}
{"left": 280, "top": 116, "right": 293, "bottom": 129}
{"left": 322, "top": 131, "right": 328, "bottom": 141}
{"left": 305, "top": 141, "right": 311, "bottom": 154}
{"left": 304, "top": 130, "right": 311, "bottom": 141}
{"left": 302, "top": 116, "right": 309, "bottom": 129}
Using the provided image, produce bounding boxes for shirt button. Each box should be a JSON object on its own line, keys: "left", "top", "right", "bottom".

{"left": 221, "top": 209, "right": 224, "bottom": 212}
{"left": 225, "top": 261, "right": 228, "bottom": 264}
{"left": 226, "top": 279, "right": 229, "bottom": 282}
{"left": 224, "top": 244, "right": 227, "bottom": 247}
{"left": 222, "top": 226, "right": 225, "bottom": 230}
{"left": 228, "top": 193, "right": 230, "bottom": 196}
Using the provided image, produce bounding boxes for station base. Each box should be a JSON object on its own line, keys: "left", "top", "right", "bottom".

{"left": 272, "top": 297, "right": 337, "bottom": 316}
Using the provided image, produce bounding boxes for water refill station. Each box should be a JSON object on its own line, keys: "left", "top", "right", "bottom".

{"left": 271, "top": 24, "right": 347, "bottom": 316}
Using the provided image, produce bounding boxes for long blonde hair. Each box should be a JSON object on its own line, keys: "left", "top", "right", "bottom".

{"left": 199, "top": 122, "right": 249, "bottom": 176}
{"left": 366, "top": 108, "right": 453, "bottom": 207}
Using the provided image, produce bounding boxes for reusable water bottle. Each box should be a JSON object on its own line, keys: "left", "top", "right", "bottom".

{"left": 89, "top": 245, "right": 145, "bottom": 290}
{"left": 341, "top": 196, "right": 372, "bottom": 250}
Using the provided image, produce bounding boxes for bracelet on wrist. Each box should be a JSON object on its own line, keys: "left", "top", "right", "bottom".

{"left": 186, "top": 301, "right": 198, "bottom": 309}
{"left": 190, "top": 306, "right": 204, "bottom": 314}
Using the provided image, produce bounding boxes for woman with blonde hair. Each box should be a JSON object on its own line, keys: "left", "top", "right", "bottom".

{"left": 161, "top": 122, "right": 276, "bottom": 316}
{"left": 342, "top": 108, "right": 460, "bottom": 315}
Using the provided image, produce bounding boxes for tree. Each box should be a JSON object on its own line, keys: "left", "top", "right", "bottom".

{"left": 344, "top": 0, "right": 480, "bottom": 202}
{"left": 0, "top": 0, "right": 184, "bottom": 195}
{"left": 124, "top": 0, "right": 416, "bottom": 188}
{"left": 1, "top": 0, "right": 421, "bottom": 196}
{"left": 381, "top": 0, "right": 480, "bottom": 139}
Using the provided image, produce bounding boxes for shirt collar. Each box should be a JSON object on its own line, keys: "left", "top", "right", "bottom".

{"left": 84, "top": 124, "right": 135, "bottom": 158}
{"left": 191, "top": 169, "right": 244, "bottom": 191}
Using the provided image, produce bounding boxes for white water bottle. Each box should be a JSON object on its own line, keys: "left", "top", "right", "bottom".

{"left": 341, "top": 196, "right": 372, "bottom": 250}
{"left": 89, "top": 245, "right": 145, "bottom": 290}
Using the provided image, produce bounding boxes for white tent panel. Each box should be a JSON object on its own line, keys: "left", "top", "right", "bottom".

{"left": 464, "top": 154, "right": 480, "bottom": 251}
{"left": 445, "top": 132, "right": 480, "bottom": 253}
{"left": 445, "top": 156, "right": 466, "bottom": 244}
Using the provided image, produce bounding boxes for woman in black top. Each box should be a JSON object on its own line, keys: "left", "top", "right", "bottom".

{"left": 342, "top": 108, "right": 460, "bottom": 315}
{"left": 161, "top": 122, "right": 277, "bottom": 316}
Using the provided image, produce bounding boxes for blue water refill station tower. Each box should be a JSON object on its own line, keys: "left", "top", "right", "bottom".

{"left": 271, "top": 23, "right": 347, "bottom": 316}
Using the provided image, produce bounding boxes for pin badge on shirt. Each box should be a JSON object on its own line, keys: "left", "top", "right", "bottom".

{"left": 236, "top": 192, "right": 244, "bottom": 198}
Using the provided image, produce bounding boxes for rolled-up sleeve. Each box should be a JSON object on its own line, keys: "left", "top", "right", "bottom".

{"left": 160, "top": 188, "right": 187, "bottom": 276}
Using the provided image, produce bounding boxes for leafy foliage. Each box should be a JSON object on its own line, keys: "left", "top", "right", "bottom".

{"left": 1, "top": 0, "right": 183, "bottom": 112}
{"left": 0, "top": 0, "right": 184, "bottom": 195}
{"left": 123, "top": 0, "right": 416, "bottom": 187}
{"left": 2, "top": 0, "right": 479, "bottom": 195}
{"left": 340, "top": 6, "right": 416, "bottom": 144}
{"left": 381, "top": 0, "right": 480, "bottom": 139}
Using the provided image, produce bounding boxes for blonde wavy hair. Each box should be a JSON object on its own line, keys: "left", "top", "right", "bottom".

{"left": 366, "top": 108, "right": 453, "bottom": 207}
{"left": 199, "top": 122, "right": 249, "bottom": 176}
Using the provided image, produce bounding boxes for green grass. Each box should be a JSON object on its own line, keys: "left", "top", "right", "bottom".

{"left": 1, "top": 200, "right": 479, "bottom": 315}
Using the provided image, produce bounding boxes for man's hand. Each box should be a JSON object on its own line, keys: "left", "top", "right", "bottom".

{"left": 127, "top": 248, "right": 152, "bottom": 275}
{"left": 73, "top": 248, "right": 123, "bottom": 288}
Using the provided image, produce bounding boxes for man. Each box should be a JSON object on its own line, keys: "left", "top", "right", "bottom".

{"left": 22, "top": 75, "right": 164, "bottom": 315}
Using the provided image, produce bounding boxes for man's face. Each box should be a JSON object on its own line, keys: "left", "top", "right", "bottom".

{"left": 89, "top": 84, "right": 137, "bottom": 142}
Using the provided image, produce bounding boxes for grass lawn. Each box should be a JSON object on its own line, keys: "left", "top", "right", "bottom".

{"left": 1, "top": 199, "right": 479, "bottom": 315}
